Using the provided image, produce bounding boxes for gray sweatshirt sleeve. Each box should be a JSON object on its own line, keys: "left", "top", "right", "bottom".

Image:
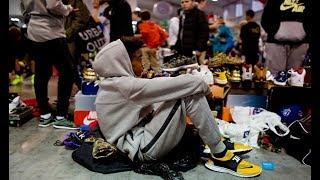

{"left": 46, "top": 0, "right": 72, "bottom": 16}
{"left": 126, "top": 74, "right": 211, "bottom": 106}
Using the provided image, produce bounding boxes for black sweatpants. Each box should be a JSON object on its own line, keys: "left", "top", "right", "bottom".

{"left": 30, "top": 38, "right": 74, "bottom": 116}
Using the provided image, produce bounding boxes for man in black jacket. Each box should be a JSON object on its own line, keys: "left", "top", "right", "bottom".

{"left": 108, "top": 0, "right": 134, "bottom": 42}
{"left": 174, "top": 0, "right": 209, "bottom": 61}
{"left": 261, "top": 0, "right": 311, "bottom": 75}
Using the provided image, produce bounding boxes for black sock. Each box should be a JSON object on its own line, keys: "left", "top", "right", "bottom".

{"left": 213, "top": 148, "right": 227, "bottom": 158}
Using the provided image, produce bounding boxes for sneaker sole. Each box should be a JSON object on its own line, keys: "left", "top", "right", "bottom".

{"left": 215, "top": 78, "right": 228, "bottom": 85}
{"left": 205, "top": 161, "right": 261, "bottom": 178}
{"left": 53, "top": 125, "right": 79, "bottom": 130}
{"left": 38, "top": 122, "right": 53, "bottom": 127}
{"left": 273, "top": 80, "right": 287, "bottom": 86}
{"left": 162, "top": 63, "right": 199, "bottom": 72}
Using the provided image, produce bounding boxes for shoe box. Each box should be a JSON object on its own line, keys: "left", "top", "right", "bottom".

{"left": 74, "top": 110, "right": 98, "bottom": 128}
{"left": 209, "top": 84, "right": 231, "bottom": 99}
{"left": 75, "top": 91, "right": 96, "bottom": 111}
{"left": 9, "top": 106, "right": 33, "bottom": 127}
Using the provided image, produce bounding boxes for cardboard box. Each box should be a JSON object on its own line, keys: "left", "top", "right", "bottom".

{"left": 210, "top": 85, "right": 230, "bottom": 99}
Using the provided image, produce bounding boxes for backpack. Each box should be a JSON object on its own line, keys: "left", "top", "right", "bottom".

{"left": 282, "top": 114, "right": 311, "bottom": 166}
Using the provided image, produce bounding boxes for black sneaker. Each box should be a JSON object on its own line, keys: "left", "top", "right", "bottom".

{"left": 38, "top": 115, "right": 55, "bottom": 127}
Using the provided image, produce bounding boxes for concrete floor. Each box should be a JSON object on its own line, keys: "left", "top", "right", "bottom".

{"left": 9, "top": 77, "right": 311, "bottom": 180}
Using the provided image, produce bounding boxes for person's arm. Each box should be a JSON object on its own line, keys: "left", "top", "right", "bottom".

{"left": 196, "top": 10, "right": 209, "bottom": 52}
{"left": 123, "top": 74, "right": 211, "bottom": 106}
{"left": 261, "top": 0, "right": 279, "bottom": 35}
{"left": 46, "top": 0, "right": 73, "bottom": 16}
{"left": 66, "top": 0, "right": 91, "bottom": 40}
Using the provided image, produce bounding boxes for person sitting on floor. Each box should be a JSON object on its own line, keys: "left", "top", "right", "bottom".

{"left": 92, "top": 38, "right": 262, "bottom": 178}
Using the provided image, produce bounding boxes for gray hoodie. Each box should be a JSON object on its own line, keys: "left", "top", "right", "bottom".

{"left": 21, "top": 0, "right": 73, "bottom": 42}
{"left": 93, "top": 39, "right": 211, "bottom": 160}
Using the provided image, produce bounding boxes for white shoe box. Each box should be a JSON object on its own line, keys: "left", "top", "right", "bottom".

{"left": 74, "top": 91, "right": 96, "bottom": 111}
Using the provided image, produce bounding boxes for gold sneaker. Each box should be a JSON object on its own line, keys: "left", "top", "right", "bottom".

{"left": 83, "top": 68, "right": 98, "bottom": 81}
{"left": 229, "top": 69, "right": 241, "bottom": 82}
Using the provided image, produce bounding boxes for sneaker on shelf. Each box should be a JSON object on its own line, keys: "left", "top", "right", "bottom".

{"left": 265, "top": 70, "right": 274, "bottom": 82}
{"left": 287, "top": 67, "right": 306, "bottom": 87}
{"left": 162, "top": 55, "right": 198, "bottom": 72}
{"left": 203, "top": 139, "right": 253, "bottom": 156}
{"left": 241, "top": 64, "right": 253, "bottom": 82}
{"left": 253, "top": 65, "right": 267, "bottom": 83}
{"left": 10, "top": 75, "right": 23, "bottom": 85}
{"left": 273, "top": 70, "right": 290, "bottom": 86}
{"left": 53, "top": 118, "right": 79, "bottom": 130}
{"left": 208, "top": 53, "right": 227, "bottom": 67}
{"left": 38, "top": 115, "right": 55, "bottom": 127}
{"left": 229, "top": 69, "right": 241, "bottom": 83}
{"left": 214, "top": 70, "right": 228, "bottom": 85}
{"left": 83, "top": 68, "right": 98, "bottom": 81}
{"left": 205, "top": 150, "right": 262, "bottom": 178}
{"left": 225, "top": 56, "right": 245, "bottom": 65}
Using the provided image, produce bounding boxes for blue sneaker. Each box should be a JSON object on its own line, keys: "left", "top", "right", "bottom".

{"left": 273, "top": 71, "right": 290, "bottom": 86}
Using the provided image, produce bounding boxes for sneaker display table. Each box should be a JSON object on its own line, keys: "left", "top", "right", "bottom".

{"left": 208, "top": 81, "right": 312, "bottom": 119}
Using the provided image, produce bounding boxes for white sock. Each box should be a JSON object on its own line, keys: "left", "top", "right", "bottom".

{"left": 56, "top": 116, "right": 65, "bottom": 120}
{"left": 40, "top": 113, "right": 51, "bottom": 119}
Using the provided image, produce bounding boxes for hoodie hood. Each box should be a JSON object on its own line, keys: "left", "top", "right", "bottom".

{"left": 93, "top": 39, "right": 135, "bottom": 78}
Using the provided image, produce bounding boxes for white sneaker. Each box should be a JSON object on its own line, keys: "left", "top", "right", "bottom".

{"left": 266, "top": 70, "right": 274, "bottom": 81}
{"left": 9, "top": 96, "right": 25, "bottom": 114}
{"left": 241, "top": 64, "right": 252, "bottom": 81}
{"left": 287, "top": 67, "right": 306, "bottom": 87}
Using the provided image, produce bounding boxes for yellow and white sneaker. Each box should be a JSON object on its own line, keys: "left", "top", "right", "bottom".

{"left": 203, "top": 139, "right": 253, "bottom": 156}
{"left": 205, "top": 150, "right": 262, "bottom": 178}
{"left": 214, "top": 71, "right": 228, "bottom": 85}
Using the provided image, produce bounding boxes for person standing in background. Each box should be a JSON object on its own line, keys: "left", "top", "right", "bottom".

{"left": 240, "top": 10, "right": 261, "bottom": 66}
{"left": 108, "top": 0, "right": 134, "bottom": 42}
{"left": 21, "top": 0, "right": 78, "bottom": 129}
{"left": 210, "top": 16, "right": 234, "bottom": 55}
{"left": 64, "top": 0, "right": 91, "bottom": 90}
{"left": 132, "top": 10, "right": 142, "bottom": 35}
{"left": 92, "top": 0, "right": 110, "bottom": 44}
{"left": 261, "top": 0, "right": 311, "bottom": 75}
{"left": 174, "top": 0, "right": 209, "bottom": 64}
{"left": 168, "top": 8, "right": 181, "bottom": 48}
{"left": 195, "top": 0, "right": 207, "bottom": 11}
